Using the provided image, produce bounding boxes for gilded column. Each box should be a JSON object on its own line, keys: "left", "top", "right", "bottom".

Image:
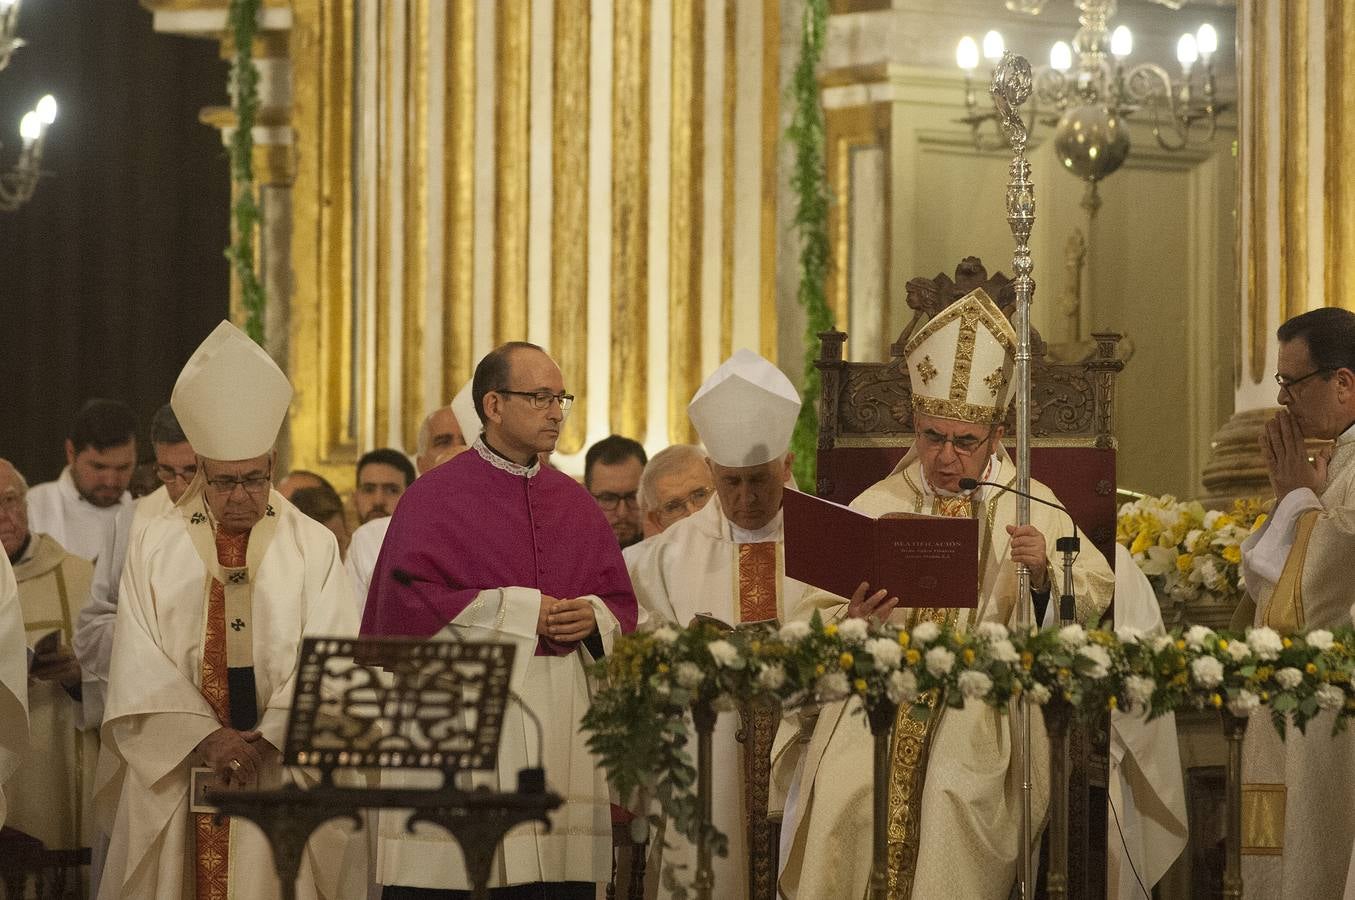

{"left": 403, "top": 0, "right": 430, "bottom": 449}
{"left": 444, "top": 1, "right": 476, "bottom": 396}
{"left": 609, "top": 0, "right": 650, "bottom": 439}
{"left": 759, "top": 0, "right": 780, "bottom": 361}
{"left": 552, "top": 0, "right": 590, "bottom": 454}
{"left": 720, "top": 0, "right": 737, "bottom": 363}
{"left": 1246, "top": 0, "right": 1268, "bottom": 383}
{"left": 1278, "top": 2, "right": 1307, "bottom": 322}
{"left": 1327, "top": 1, "right": 1355, "bottom": 313}
{"left": 669, "top": 0, "right": 704, "bottom": 444}
{"left": 495, "top": 0, "right": 531, "bottom": 344}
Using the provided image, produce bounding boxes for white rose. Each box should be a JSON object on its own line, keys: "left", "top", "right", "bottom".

{"left": 676, "top": 662, "right": 704, "bottom": 689}
{"left": 1057, "top": 624, "right": 1088, "bottom": 649}
{"left": 1151, "top": 634, "right": 1176, "bottom": 653}
{"left": 707, "top": 639, "right": 741, "bottom": 668}
{"left": 1227, "top": 689, "right": 1261, "bottom": 717}
{"left": 1307, "top": 629, "right": 1335, "bottom": 652}
{"left": 779, "top": 621, "right": 812, "bottom": 642}
{"left": 1247, "top": 627, "right": 1284, "bottom": 661}
{"left": 1114, "top": 625, "right": 1145, "bottom": 645}
{"left": 925, "top": 646, "right": 955, "bottom": 677}
{"left": 976, "top": 622, "right": 1009, "bottom": 642}
{"left": 1125, "top": 676, "right": 1156, "bottom": 709}
{"left": 991, "top": 639, "right": 1020, "bottom": 664}
{"left": 816, "top": 671, "right": 850, "bottom": 699}
{"left": 1077, "top": 644, "right": 1112, "bottom": 679}
{"left": 1275, "top": 667, "right": 1304, "bottom": 690}
{"left": 912, "top": 621, "right": 941, "bottom": 645}
{"left": 1226, "top": 640, "right": 1252, "bottom": 662}
{"left": 651, "top": 625, "right": 679, "bottom": 644}
{"left": 838, "top": 618, "right": 870, "bottom": 642}
{"left": 1203, "top": 509, "right": 1223, "bottom": 529}
{"left": 1184, "top": 625, "right": 1216, "bottom": 650}
{"left": 1027, "top": 682, "right": 1052, "bottom": 705}
{"left": 1190, "top": 656, "right": 1225, "bottom": 688}
{"left": 758, "top": 664, "right": 787, "bottom": 691}
{"left": 866, "top": 637, "right": 903, "bottom": 669}
{"left": 958, "top": 670, "right": 993, "bottom": 700}
{"left": 887, "top": 669, "right": 919, "bottom": 705}
{"left": 1317, "top": 684, "right": 1346, "bottom": 712}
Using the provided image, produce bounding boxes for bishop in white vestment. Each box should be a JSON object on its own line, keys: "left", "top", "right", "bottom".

{"left": 626, "top": 349, "right": 808, "bottom": 899}
{"left": 0, "top": 545, "right": 32, "bottom": 829}
{"left": 95, "top": 322, "right": 358, "bottom": 900}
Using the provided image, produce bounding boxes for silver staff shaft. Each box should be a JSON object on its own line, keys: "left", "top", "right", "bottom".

{"left": 991, "top": 51, "right": 1036, "bottom": 900}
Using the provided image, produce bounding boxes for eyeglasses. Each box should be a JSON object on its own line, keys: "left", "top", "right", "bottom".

{"left": 1275, "top": 368, "right": 1333, "bottom": 392}
{"left": 657, "top": 486, "right": 713, "bottom": 523}
{"left": 592, "top": 490, "right": 639, "bottom": 511}
{"left": 917, "top": 427, "right": 994, "bottom": 456}
{"left": 205, "top": 474, "right": 272, "bottom": 497}
{"left": 155, "top": 463, "right": 198, "bottom": 484}
{"left": 496, "top": 389, "right": 575, "bottom": 412}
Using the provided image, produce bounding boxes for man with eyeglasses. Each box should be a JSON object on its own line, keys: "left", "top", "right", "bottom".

{"left": 0, "top": 457, "right": 96, "bottom": 875}
{"left": 774, "top": 290, "right": 1112, "bottom": 900}
{"left": 584, "top": 435, "right": 648, "bottom": 548}
{"left": 97, "top": 322, "right": 357, "bottom": 900}
{"left": 26, "top": 399, "right": 138, "bottom": 564}
{"left": 362, "top": 341, "right": 637, "bottom": 899}
{"left": 1239, "top": 307, "right": 1355, "bottom": 899}
{"left": 631, "top": 443, "right": 714, "bottom": 540}
{"left": 625, "top": 349, "right": 811, "bottom": 898}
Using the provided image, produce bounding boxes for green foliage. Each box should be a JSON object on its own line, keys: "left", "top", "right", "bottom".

{"left": 227, "top": 0, "right": 266, "bottom": 345}
{"left": 786, "top": 0, "right": 833, "bottom": 492}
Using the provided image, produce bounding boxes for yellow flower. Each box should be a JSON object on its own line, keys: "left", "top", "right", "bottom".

{"left": 906, "top": 649, "right": 921, "bottom": 666}
{"left": 824, "top": 623, "right": 838, "bottom": 637}
{"left": 1283, "top": 638, "right": 1293, "bottom": 649}
{"left": 1306, "top": 663, "right": 1318, "bottom": 675}
{"left": 1176, "top": 553, "right": 1193, "bottom": 575}
{"left": 898, "top": 632, "right": 910, "bottom": 648}
{"left": 1260, "top": 691, "right": 1270, "bottom": 702}
{"left": 1222, "top": 545, "right": 1242, "bottom": 564}
{"left": 1108, "top": 696, "right": 1118, "bottom": 710}
{"left": 657, "top": 663, "right": 670, "bottom": 674}
{"left": 815, "top": 663, "right": 826, "bottom": 676}
{"left": 854, "top": 678, "right": 868, "bottom": 694}
{"left": 1175, "top": 639, "right": 1187, "bottom": 651}
{"left": 962, "top": 648, "right": 976, "bottom": 665}
{"left": 1021, "top": 652, "right": 1035, "bottom": 670}
{"left": 1214, "top": 514, "right": 1235, "bottom": 529}
{"left": 1210, "top": 693, "right": 1223, "bottom": 708}
{"left": 1257, "top": 666, "right": 1274, "bottom": 680}
{"left": 1251, "top": 513, "right": 1269, "bottom": 533}
{"left": 1058, "top": 667, "right": 1072, "bottom": 681}
{"left": 840, "top": 652, "right": 855, "bottom": 670}
{"left": 1130, "top": 529, "right": 1153, "bottom": 556}
{"left": 1335, "top": 641, "right": 1346, "bottom": 653}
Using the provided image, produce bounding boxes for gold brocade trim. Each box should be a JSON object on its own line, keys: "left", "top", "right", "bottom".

{"left": 1261, "top": 508, "right": 1319, "bottom": 633}
{"left": 737, "top": 542, "right": 780, "bottom": 622}
{"left": 911, "top": 395, "right": 1005, "bottom": 424}
{"left": 983, "top": 366, "right": 1007, "bottom": 398}
{"left": 916, "top": 356, "right": 937, "bottom": 385}
{"left": 1241, "top": 783, "right": 1285, "bottom": 855}
{"left": 949, "top": 310, "right": 979, "bottom": 402}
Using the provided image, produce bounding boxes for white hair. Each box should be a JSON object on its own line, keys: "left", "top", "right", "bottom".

{"left": 638, "top": 444, "right": 708, "bottom": 511}
{"left": 0, "top": 459, "right": 28, "bottom": 494}
{"left": 415, "top": 406, "right": 452, "bottom": 457}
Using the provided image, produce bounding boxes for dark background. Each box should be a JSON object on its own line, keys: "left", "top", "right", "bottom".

{"left": 0, "top": 0, "right": 230, "bottom": 484}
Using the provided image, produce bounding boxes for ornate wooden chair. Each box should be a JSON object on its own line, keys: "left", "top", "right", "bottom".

{"left": 811, "top": 256, "right": 1125, "bottom": 900}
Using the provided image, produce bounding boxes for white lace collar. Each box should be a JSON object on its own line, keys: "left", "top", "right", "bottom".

{"left": 474, "top": 438, "right": 541, "bottom": 478}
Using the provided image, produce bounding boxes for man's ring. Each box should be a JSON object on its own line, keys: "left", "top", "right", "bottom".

{"left": 229, "top": 759, "right": 242, "bottom": 772}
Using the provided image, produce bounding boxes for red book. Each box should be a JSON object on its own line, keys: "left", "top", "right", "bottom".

{"left": 783, "top": 490, "right": 979, "bottom": 608}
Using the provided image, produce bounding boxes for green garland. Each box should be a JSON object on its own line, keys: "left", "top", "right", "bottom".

{"left": 226, "top": 0, "right": 266, "bottom": 345}
{"left": 786, "top": 0, "right": 833, "bottom": 492}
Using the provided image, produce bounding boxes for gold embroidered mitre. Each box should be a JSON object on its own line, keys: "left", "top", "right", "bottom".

{"left": 904, "top": 288, "right": 1017, "bottom": 424}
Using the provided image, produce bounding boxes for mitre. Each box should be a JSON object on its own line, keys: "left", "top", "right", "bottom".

{"left": 904, "top": 288, "right": 1017, "bottom": 425}
{"left": 450, "top": 377, "right": 480, "bottom": 442}
{"left": 689, "top": 349, "right": 801, "bottom": 468}
{"left": 171, "top": 321, "right": 293, "bottom": 461}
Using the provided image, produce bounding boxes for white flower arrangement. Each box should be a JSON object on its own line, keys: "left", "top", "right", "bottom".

{"left": 1077, "top": 644, "right": 1112, "bottom": 679}
{"left": 958, "top": 670, "right": 993, "bottom": 700}
{"left": 838, "top": 618, "right": 870, "bottom": 642}
{"left": 707, "top": 640, "right": 741, "bottom": 668}
{"left": 1275, "top": 667, "right": 1303, "bottom": 690}
{"left": 779, "top": 620, "right": 812, "bottom": 642}
{"left": 912, "top": 621, "right": 941, "bottom": 645}
{"left": 1247, "top": 627, "right": 1284, "bottom": 661}
{"left": 1190, "top": 656, "right": 1224, "bottom": 688}
{"left": 925, "top": 645, "right": 955, "bottom": 677}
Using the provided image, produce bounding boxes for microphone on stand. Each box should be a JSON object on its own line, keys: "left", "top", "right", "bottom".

{"left": 956, "top": 478, "right": 1081, "bottom": 625}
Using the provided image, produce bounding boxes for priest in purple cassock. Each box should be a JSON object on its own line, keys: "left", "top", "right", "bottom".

{"left": 361, "top": 341, "right": 639, "bottom": 900}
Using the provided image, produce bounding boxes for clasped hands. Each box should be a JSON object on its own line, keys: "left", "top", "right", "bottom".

{"left": 537, "top": 595, "right": 597, "bottom": 644}
{"left": 1261, "top": 409, "right": 1331, "bottom": 500}
{"left": 195, "top": 726, "right": 276, "bottom": 788}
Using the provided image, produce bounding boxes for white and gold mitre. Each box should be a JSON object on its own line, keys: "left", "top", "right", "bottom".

{"left": 172, "top": 320, "right": 293, "bottom": 461}
{"left": 689, "top": 349, "right": 801, "bottom": 467}
{"left": 450, "top": 377, "right": 479, "bottom": 438}
{"left": 903, "top": 288, "right": 1017, "bottom": 424}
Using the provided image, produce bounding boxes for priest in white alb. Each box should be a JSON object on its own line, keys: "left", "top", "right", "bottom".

{"left": 626, "top": 349, "right": 810, "bottom": 898}
{"left": 0, "top": 551, "right": 31, "bottom": 831}
{"left": 771, "top": 289, "right": 1114, "bottom": 899}
{"left": 95, "top": 321, "right": 358, "bottom": 900}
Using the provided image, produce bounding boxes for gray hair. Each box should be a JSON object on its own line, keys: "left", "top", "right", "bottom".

{"left": 415, "top": 406, "right": 451, "bottom": 457}
{"left": 0, "top": 458, "right": 28, "bottom": 495}
{"left": 638, "top": 444, "right": 708, "bottom": 511}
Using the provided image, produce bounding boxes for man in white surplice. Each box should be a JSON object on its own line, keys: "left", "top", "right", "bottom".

{"left": 625, "top": 349, "right": 809, "bottom": 899}
{"left": 0, "top": 551, "right": 31, "bottom": 829}
{"left": 95, "top": 321, "right": 358, "bottom": 900}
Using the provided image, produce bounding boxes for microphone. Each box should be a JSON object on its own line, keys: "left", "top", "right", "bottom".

{"left": 956, "top": 478, "right": 1081, "bottom": 624}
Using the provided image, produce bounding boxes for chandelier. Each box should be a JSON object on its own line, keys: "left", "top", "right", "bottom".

{"left": 1, "top": 0, "right": 57, "bottom": 213}
{"left": 955, "top": 0, "right": 1228, "bottom": 212}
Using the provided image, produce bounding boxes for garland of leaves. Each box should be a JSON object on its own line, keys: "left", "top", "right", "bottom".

{"left": 786, "top": 0, "right": 833, "bottom": 492}
{"left": 583, "top": 617, "right": 1355, "bottom": 891}
{"left": 227, "top": 0, "right": 266, "bottom": 345}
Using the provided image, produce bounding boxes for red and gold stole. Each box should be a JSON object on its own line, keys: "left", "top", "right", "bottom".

{"left": 194, "top": 527, "right": 249, "bottom": 900}
{"left": 737, "top": 542, "right": 780, "bottom": 623}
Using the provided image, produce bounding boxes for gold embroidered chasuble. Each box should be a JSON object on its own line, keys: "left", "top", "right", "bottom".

{"left": 9, "top": 533, "right": 95, "bottom": 853}
{"left": 1239, "top": 437, "right": 1355, "bottom": 900}
{"left": 772, "top": 449, "right": 1113, "bottom": 900}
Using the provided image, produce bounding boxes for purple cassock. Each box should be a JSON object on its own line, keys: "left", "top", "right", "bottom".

{"left": 361, "top": 441, "right": 639, "bottom": 651}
